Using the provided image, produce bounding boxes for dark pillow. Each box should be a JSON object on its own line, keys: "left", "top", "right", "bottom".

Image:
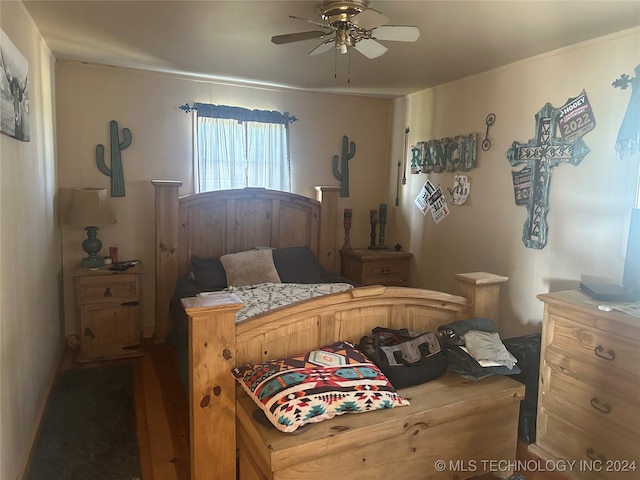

{"left": 190, "top": 255, "right": 227, "bottom": 291}
{"left": 172, "top": 275, "right": 202, "bottom": 300}
{"left": 272, "top": 246, "right": 325, "bottom": 284}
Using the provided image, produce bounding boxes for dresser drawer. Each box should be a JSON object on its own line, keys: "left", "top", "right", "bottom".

{"left": 538, "top": 412, "right": 639, "bottom": 479}
{"left": 77, "top": 274, "right": 139, "bottom": 304}
{"left": 547, "top": 314, "right": 640, "bottom": 378}
{"left": 543, "top": 368, "right": 640, "bottom": 439}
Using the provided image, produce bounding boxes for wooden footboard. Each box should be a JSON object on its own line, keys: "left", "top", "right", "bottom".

{"left": 181, "top": 272, "right": 508, "bottom": 480}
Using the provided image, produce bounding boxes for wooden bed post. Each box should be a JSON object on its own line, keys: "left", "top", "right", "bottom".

{"left": 315, "top": 185, "right": 340, "bottom": 273}
{"left": 455, "top": 272, "right": 509, "bottom": 326}
{"left": 181, "top": 294, "right": 243, "bottom": 480}
{"left": 152, "top": 180, "right": 183, "bottom": 341}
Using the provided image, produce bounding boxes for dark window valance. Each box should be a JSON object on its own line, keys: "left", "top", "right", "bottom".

{"left": 179, "top": 102, "right": 297, "bottom": 125}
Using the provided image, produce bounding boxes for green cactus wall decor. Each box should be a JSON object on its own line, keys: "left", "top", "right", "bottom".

{"left": 96, "top": 120, "right": 132, "bottom": 197}
{"left": 332, "top": 135, "right": 356, "bottom": 197}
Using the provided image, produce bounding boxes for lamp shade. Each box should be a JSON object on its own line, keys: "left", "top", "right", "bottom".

{"left": 66, "top": 188, "right": 117, "bottom": 227}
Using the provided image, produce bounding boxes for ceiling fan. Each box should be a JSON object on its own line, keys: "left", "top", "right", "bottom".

{"left": 271, "top": 0, "right": 420, "bottom": 60}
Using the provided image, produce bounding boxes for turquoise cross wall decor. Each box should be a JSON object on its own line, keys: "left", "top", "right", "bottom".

{"left": 506, "top": 103, "right": 590, "bottom": 249}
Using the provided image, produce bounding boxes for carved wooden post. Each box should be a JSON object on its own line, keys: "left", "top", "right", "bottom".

{"left": 455, "top": 272, "right": 509, "bottom": 328}
{"left": 152, "top": 180, "right": 183, "bottom": 341}
{"left": 182, "top": 294, "right": 243, "bottom": 480}
{"left": 315, "top": 185, "right": 340, "bottom": 272}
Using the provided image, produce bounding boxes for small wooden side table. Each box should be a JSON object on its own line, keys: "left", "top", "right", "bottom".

{"left": 340, "top": 249, "right": 412, "bottom": 286}
{"left": 72, "top": 263, "right": 143, "bottom": 362}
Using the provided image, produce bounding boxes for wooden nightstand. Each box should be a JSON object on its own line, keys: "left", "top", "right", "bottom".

{"left": 72, "top": 263, "right": 143, "bottom": 362}
{"left": 340, "top": 249, "right": 412, "bottom": 286}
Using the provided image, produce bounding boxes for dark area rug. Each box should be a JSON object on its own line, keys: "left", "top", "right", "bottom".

{"left": 26, "top": 363, "right": 140, "bottom": 480}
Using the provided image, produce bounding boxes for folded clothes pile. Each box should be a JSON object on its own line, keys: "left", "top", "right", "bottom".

{"left": 438, "top": 318, "right": 520, "bottom": 381}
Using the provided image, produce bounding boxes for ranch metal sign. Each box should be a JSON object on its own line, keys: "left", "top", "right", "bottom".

{"left": 410, "top": 133, "right": 477, "bottom": 174}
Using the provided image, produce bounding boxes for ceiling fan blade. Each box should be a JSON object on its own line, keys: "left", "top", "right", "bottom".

{"left": 309, "top": 38, "right": 335, "bottom": 56}
{"left": 289, "top": 15, "right": 331, "bottom": 28}
{"left": 354, "top": 39, "right": 388, "bottom": 59}
{"left": 271, "top": 30, "right": 328, "bottom": 45}
{"left": 351, "top": 8, "right": 389, "bottom": 30}
{"left": 288, "top": 15, "right": 332, "bottom": 30}
{"left": 372, "top": 25, "right": 420, "bottom": 42}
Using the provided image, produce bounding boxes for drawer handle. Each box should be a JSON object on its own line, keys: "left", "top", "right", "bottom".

{"left": 593, "top": 345, "right": 616, "bottom": 361}
{"left": 381, "top": 268, "right": 391, "bottom": 275}
{"left": 590, "top": 397, "right": 612, "bottom": 414}
{"left": 121, "top": 301, "right": 139, "bottom": 307}
{"left": 84, "top": 328, "right": 95, "bottom": 339}
{"left": 586, "top": 448, "right": 606, "bottom": 463}
{"left": 103, "top": 287, "right": 112, "bottom": 298}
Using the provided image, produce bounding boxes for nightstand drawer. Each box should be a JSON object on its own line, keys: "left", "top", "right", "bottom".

{"left": 340, "top": 249, "right": 412, "bottom": 286}
{"left": 78, "top": 274, "right": 138, "bottom": 304}
{"left": 364, "top": 261, "right": 407, "bottom": 285}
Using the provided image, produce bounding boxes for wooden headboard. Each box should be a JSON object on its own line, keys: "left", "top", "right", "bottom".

{"left": 152, "top": 181, "right": 340, "bottom": 340}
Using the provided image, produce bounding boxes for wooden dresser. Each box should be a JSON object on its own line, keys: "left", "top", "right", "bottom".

{"left": 340, "top": 249, "right": 412, "bottom": 286}
{"left": 73, "top": 263, "right": 143, "bottom": 362}
{"left": 531, "top": 290, "right": 639, "bottom": 479}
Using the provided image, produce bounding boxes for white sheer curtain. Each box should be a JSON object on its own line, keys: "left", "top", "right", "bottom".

{"left": 246, "top": 121, "right": 289, "bottom": 190}
{"left": 196, "top": 117, "right": 291, "bottom": 192}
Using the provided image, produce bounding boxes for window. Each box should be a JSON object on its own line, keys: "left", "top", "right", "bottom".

{"left": 183, "top": 103, "right": 296, "bottom": 193}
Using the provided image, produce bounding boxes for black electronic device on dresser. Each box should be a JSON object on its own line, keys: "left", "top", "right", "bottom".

{"left": 580, "top": 208, "right": 640, "bottom": 302}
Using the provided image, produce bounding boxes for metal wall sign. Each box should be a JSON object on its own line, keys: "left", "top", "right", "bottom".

{"left": 557, "top": 91, "right": 596, "bottom": 141}
{"left": 506, "top": 101, "right": 591, "bottom": 249}
{"left": 410, "top": 133, "right": 477, "bottom": 174}
{"left": 448, "top": 174, "right": 470, "bottom": 206}
{"left": 414, "top": 179, "right": 450, "bottom": 223}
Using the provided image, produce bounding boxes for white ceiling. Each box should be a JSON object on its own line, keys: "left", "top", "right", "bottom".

{"left": 22, "top": 0, "right": 640, "bottom": 98}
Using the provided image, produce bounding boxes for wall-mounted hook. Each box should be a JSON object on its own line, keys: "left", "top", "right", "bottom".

{"left": 482, "top": 113, "right": 496, "bottom": 151}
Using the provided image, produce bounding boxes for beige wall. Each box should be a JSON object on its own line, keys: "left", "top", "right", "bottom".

{"left": 390, "top": 27, "right": 640, "bottom": 337}
{"left": 0, "top": 2, "right": 60, "bottom": 479}
{"left": 2, "top": 3, "right": 638, "bottom": 476}
{"left": 55, "top": 62, "right": 393, "bottom": 337}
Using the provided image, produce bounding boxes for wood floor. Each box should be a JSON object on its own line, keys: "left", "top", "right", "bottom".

{"left": 58, "top": 342, "right": 565, "bottom": 480}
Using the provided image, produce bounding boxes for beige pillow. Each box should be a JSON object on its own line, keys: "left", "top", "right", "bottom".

{"left": 220, "top": 249, "right": 281, "bottom": 287}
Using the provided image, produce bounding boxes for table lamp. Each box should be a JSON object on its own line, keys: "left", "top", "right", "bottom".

{"left": 66, "top": 188, "right": 117, "bottom": 268}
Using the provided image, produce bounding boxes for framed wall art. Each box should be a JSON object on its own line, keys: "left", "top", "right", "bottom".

{"left": 0, "top": 28, "right": 30, "bottom": 142}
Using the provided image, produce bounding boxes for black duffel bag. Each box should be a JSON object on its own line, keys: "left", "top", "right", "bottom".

{"left": 358, "top": 327, "right": 447, "bottom": 388}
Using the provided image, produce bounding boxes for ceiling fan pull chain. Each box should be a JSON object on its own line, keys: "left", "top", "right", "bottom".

{"left": 348, "top": 48, "right": 351, "bottom": 84}
{"left": 334, "top": 47, "right": 338, "bottom": 79}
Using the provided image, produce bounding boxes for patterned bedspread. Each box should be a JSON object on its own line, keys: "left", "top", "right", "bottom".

{"left": 198, "top": 282, "right": 353, "bottom": 323}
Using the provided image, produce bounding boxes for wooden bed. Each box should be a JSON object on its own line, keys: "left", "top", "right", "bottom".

{"left": 152, "top": 181, "right": 512, "bottom": 480}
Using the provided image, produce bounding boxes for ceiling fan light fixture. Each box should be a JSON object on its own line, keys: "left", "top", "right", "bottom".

{"left": 273, "top": 0, "right": 420, "bottom": 80}
{"left": 336, "top": 27, "right": 353, "bottom": 54}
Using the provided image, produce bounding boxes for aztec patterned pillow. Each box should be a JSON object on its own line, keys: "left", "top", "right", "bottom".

{"left": 231, "top": 341, "right": 410, "bottom": 433}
